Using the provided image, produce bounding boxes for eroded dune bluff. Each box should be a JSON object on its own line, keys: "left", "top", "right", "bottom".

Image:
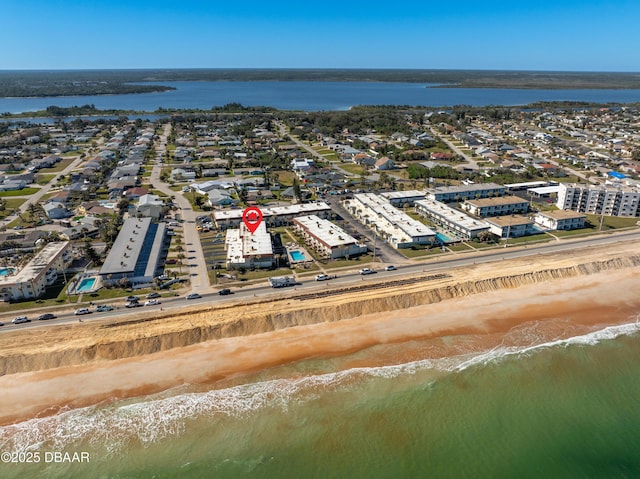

{"left": 1, "top": 245, "right": 639, "bottom": 376}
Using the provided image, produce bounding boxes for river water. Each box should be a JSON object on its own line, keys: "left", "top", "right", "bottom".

{"left": 2, "top": 81, "right": 640, "bottom": 113}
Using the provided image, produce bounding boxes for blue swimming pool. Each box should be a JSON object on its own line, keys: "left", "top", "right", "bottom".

{"left": 0, "top": 267, "right": 15, "bottom": 276}
{"left": 76, "top": 277, "right": 97, "bottom": 292}
{"left": 436, "top": 232, "right": 453, "bottom": 243}
{"left": 290, "top": 250, "right": 307, "bottom": 262}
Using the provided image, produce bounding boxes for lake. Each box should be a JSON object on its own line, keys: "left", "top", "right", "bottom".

{"left": 2, "top": 81, "right": 640, "bottom": 114}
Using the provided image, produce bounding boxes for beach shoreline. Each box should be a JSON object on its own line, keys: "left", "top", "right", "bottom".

{"left": 0, "top": 242, "right": 639, "bottom": 426}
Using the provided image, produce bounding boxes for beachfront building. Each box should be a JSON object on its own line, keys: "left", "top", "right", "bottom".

{"left": 345, "top": 193, "right": 436, "bottom": 248}
{"left": 99, "top": 217, "right": 168, "bottom": 285}
{"left": 461, "top": 196, "right": 529, "bottom": 217}
{"left": 225, "top": 222, "right": 274, "bottom": 269}
{"left": 414, "top": 199, "right": 491, "bottom": 240}
{"left": 292, "top": 215, "right": 367, "bottom": 259}
{"left": 556, "top": 183, "right": 640, "bottom": 217}
{"left": 213, "top": 202, "right": 332, "bottom": 229}
{"left": 534, "top": 210, "right": 587, "bottom": 230}
{"left": 0, "top": 241, "right": 72, "bottom": 302}
{"left": 426, "top": 183, "right": 505, "bottom": 203}
{"left": 484, "top": 216, "right": 536, "bottom": 238}
{"left": 379, "top": 190, "right": 426, "bottom": 207}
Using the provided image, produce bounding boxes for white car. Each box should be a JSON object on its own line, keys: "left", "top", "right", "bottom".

{"left": 384, "top": 265, "right": 397, "bottom": 271}
{"left": 359, "top": 268, "right": 376, "bottom": 275}
{"left": 12, "top": 316, "right": 30, "bottom": 324}
{"left": 74, "top": 308, "right": 91, "bottom": 315}
{"left": 315, "top": 274, "right": 330, "bottom": 281}
{"left": 144, "top": 299, "right": 161, "bottom": 306}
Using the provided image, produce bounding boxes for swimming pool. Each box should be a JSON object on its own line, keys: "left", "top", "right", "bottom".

{"left": 436, "top": 232, "right": 453, "bottom": 243}
{"left": 76, "top": 277, "right": 97, "bottom": 293}
{"left": 0, "top": 267, "right": 15, "bottom": 276}
{"left": 290, "top": 250, "right": 307, "bottom": 262}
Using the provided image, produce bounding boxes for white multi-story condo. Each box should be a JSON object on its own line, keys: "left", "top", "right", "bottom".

{"left": 414, "top": 199, "right": 491, "bottom": 240}
{"left": 225, "top": 222, "right": 274, "bottom": 269}
{"left": 0, "top": 241, "right": 72, "bottom": 302}
{"left": 345, "top": 193, "right": 436, "bottom": 248}
{"left": 534, "top": 210, "right": 586, "bottom": 230}
{"left": 426, "top": 183, "right": 505, "bottom": 203}
{"left": 461, "top": 195, "right": 529, "bottom": 217}
{"left": 292, "top": 215, "right": 367, "bottom": 259}
{"left": 556, "top": 183, "right": 640, "bottom": 217}
{"left": 213, "top": 202, "right": 332, "bottom": 229}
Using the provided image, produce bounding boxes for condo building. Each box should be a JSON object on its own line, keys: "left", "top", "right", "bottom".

{"left": 414, "top": 199, "right": 491, "bottom": 240}
{"left": 292, "top": 215, "right": 367, "bottom": 259}
{"left": 345, "top": 193, "right": 436, "bottom": 248}
{"left": 556, "top": 183, "right": 640, "bottom": 217}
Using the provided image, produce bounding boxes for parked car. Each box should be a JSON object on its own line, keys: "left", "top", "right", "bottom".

{"left": 74, "top": 308, "right": 91, "bottom": 315}
{"left": 144, "top": 299, "right": 161, "bottom": 306}
{"left": 384, "top": 265, "right": 397, "bottom": 271}
{"left": 157, "top": 274, "right": 170, "bottom": 281}
{"left": 126, "top": 296, "right": 139, "bottom": 302}
{"left": 125, "top": 301, "right": 142, "bottom": 308}
{"left": 218, "top": 288, "right": 232, "bottom": 295}
{"left": 359, "top": 268, "right": 376, "bottom": 275}
{"left": 96, "top": 305, "right": 114, "bottom": 312}
{"left": 12, "top": 316, "right": 30, "bottom": 324}
{"left": 186, "top": 293, "right": 201, "bottom": 300}
{"left": 37, "top": 313, "right": 56, "bottom": 321}
{"left": 315, "top": 274, "right": 330, "bottom": 281}
{"left": 146, "top": 292, "right": 161, "bottom": 299}
{"left": 0, "top": 321, "right": 4, "bottom": 327}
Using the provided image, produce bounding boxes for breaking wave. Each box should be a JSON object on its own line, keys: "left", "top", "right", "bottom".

{"left": 1, "top": 318, "right": 638, "bottom": 456}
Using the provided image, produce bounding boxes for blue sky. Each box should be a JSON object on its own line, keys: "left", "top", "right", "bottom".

{"left": 2, "top": 0, "right": 639, "bottom": 71}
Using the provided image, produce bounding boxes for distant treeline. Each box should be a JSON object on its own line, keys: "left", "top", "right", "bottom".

{"left": 2, "top": 69, "right": 640, "bottom": 94}
{"left": 0, "top": 72, "right": 174, "bottom": 98}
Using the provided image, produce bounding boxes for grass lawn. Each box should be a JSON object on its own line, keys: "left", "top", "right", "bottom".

{"left": 276, "top": 171, "right": 297, "bottom": 187}
{"left": 400, "top": 247, "right": 446, "bottom": 258}
{"left": 45, "top": 157, "right": 76, "bottom": 172}
{"left": 503, "top": 233, "right": 553, "bottom": 245}
{"left": 35, "top": 174, "right": 57, "bottom": 185}
{"left": 553, "top": 226, "right": 599, "bottom": 237}
{"left": 60, "top": 151, "right": 82, "bottom": 158}
{"left": 585, "top": 214, "right": 640, "bottom": 230}
{"left": 340, "top": 163, "right": 366, "bottom": 176}
{"left": 321, "top": 254, "right": 373, "bottom": 269}
{"left": 234, "top": 268, "right": 293, "bottom": 282}
{"left": 0, "top": 187, "right": 40, "bottom": 197}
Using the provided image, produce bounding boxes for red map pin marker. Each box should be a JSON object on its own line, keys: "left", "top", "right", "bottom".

{"left": 242, "top": 206, "right": 263, "bottom": 234}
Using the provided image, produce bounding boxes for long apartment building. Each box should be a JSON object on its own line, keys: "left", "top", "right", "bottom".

{"left": 426, "top": 182, "right": 505, "bottom": 203}
{"left": 461, "top": 195, "right": 529, "bottom": 217}
{"left": 556, "top": 183, "right": 640, "bottom": 217}
{"left": 292, "top": 215, "right": 367, "bottom": 259}
{"left": 414, "top": 199, "right": 491, "bottom": 240}
{"left": 213, "top": 202, "right": 331, "bottom": 229}
{"left": 346, "top": 193, "right": 436, "bottom": 248}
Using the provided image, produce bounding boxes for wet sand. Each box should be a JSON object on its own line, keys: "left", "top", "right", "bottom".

{"left": 0, "top": 262, "right": 638, "bottom": 427}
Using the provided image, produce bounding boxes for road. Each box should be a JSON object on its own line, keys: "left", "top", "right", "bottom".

{"left": 429, "top": 127, "right": 480, "bottom": 170}
{"left": 0, "top": 154, "right": 88, "bottom": 229}
{"left": 149, "top": 123, "right": 212, "bottom": 293}
{"left": 3, "top": 229, "right": 638, "bottom": 333}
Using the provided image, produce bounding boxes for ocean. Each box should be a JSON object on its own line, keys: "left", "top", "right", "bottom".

{"left": 2, "top": 315, "right": 639, "bottom": 478}
{"left": 2, "top": 81, "right": 640, "bottom": 113}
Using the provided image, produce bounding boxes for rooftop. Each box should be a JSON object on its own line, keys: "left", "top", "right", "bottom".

{"left": 464, "top": 195, "right": 529, "bottom": 207}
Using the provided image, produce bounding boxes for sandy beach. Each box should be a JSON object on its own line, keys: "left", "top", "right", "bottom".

{"left": 0, "top": 242, "right": 639, "bottom": 426}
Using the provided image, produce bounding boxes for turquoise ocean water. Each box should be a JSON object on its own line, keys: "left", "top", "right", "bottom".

{"left": 1, "top": 313, "right": 639, "bottom": 479}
